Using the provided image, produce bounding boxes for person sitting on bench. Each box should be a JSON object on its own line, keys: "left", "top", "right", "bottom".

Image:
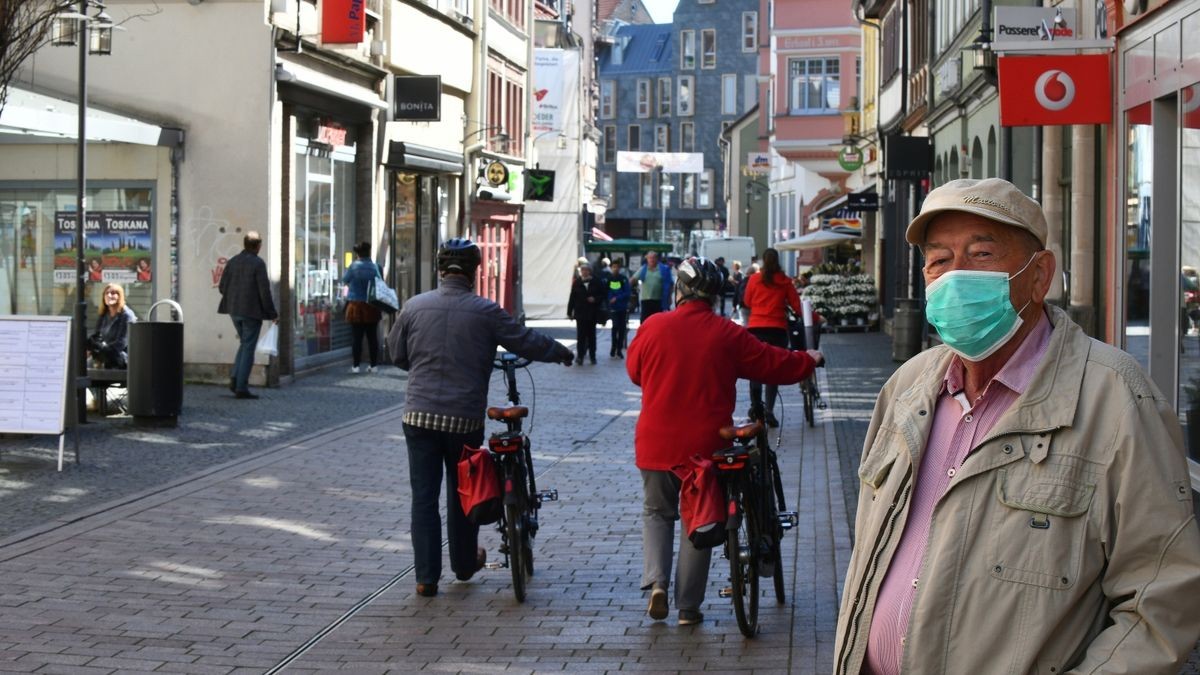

{"left": 88, "top": 283, "right": 137, "bottom": 369}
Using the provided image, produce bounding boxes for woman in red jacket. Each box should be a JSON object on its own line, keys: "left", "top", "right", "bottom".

{"left": 741, "top": 247, "right": 801, "bottom": 427}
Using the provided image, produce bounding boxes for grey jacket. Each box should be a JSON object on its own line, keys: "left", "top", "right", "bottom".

{"left": 218, "top": 250, "right": 278, "bottom": 320}
{"left": 387, "top": 274, "right": 571, "bottom": 420}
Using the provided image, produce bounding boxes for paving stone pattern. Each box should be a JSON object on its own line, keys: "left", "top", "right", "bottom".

{"left": 2, "top": 322, "right": 1198, "bottom": 673}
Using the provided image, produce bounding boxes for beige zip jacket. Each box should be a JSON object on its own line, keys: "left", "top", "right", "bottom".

{"left": 834, "top": 305, "right": 1200, "bottom": 675}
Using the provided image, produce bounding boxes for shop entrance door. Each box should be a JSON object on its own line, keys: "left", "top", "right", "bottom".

{"left": 476, "top": 217, "right": 515, "bottom": 314}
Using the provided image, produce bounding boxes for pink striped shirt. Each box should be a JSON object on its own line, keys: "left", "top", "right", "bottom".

{"left": 863, "top": 313, "right": 1053, "bottom": 675}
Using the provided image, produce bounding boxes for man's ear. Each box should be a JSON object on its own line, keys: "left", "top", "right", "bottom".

{"left": 1031, "top": 249, "right": 1057, "bottom": 302}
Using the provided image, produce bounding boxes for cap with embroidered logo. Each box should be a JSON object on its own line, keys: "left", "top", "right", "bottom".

{"left": 905, "top": 178, "right": 1047, "bottom": 248}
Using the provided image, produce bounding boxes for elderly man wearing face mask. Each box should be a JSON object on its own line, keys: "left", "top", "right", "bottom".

{"left": 834, "top": 178, "right": 1200, "bottom": 675}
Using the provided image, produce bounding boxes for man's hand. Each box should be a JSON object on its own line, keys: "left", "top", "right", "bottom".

{"left": 807, "top": 350, "right": 825, "bottom": 367}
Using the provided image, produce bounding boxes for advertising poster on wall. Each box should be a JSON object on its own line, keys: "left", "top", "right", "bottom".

{"left": 532, "top": 49, "right": 565, "bottom": 134}
{"left": 54, "top": 211, "right": 152, "bottom": 285}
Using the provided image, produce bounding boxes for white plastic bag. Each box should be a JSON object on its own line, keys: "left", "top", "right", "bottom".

{"left": 256, "top": 323, "right": 279, "bottom": 357}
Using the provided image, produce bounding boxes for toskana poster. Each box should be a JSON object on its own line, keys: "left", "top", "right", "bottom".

{"left": 54, "top": 211, "right": 152, "bottom": 285}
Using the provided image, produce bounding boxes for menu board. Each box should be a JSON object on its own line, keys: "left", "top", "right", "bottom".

{"left": 0, "top": 316, "right": 71, "bottom": 435}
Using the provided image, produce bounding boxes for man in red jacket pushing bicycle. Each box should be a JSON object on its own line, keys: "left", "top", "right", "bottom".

{"left": 626, "top": 256, "right": 824, "bottom": 626}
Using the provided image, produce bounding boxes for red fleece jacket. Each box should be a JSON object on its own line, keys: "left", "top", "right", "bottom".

{"left": 626, "top": 301, "right": 817, "bottom": 471}
{"left": 743, "top": 271, "right": 801, "bottom": 330}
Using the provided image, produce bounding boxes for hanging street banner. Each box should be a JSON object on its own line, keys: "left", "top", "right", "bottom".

{"left": 533, "top": 49, "right": 566, "bottom": 134}
{"left": 53, "top": 211, "right": 152, "bottom": 285}
{"left": 998, "top": 54, "right": 1111, "bottom": 126}
{"left": 322, "top": 0, "right": 365, "bottom": 44}
{"left": 616, "top": 151, "right": 704, "bottom": 173}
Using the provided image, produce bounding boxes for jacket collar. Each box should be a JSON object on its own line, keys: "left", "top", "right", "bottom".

{"left": 440, "top": 274, "right": 473, "bottom": 292}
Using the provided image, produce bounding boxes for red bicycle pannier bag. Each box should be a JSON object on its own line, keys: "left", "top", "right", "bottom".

{"left": 457, "top": 445, "right": 502, "bottom": 525}
{"left": 675, "top": 454, "right": 727, "bottom": 549}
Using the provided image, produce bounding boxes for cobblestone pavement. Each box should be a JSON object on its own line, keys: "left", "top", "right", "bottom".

{"left": 2, "top": 321, "right": 1199, "bottom": 673}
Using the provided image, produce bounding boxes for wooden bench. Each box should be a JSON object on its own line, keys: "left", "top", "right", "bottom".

{"left": 87, "top": 368, "right": 128, "bottom": 416}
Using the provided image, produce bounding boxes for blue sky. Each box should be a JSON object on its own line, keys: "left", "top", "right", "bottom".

{"left": 640, "top": 0, "right": 677, "bottom": 23}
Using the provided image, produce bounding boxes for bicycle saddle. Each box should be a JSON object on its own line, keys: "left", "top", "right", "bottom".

{"left": 487, "top": 406, "right": 529, "bottom": 420}
{"left": 719, "top": 421, "right": 763, "bottom": 440}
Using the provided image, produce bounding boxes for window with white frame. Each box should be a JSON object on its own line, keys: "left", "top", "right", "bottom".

{"left": 744, "top": 74, "right": 758, "bottom": 111}
{"left": 680, "top": 30, "right": 695, "bottom": 69}
{"left": 680, "top": 121, "right": 695, "bottom": 152}
{"left": 682, "top": 174, "right": 696, "bottom": 208}
{"left": 600, "top": 171, "right": 614, "bottom": 206}
{"left": 627, "top": 124, "right": 641, "bottom": 151}
{"left": 678, "top": 75, "right": 694, "bottom": 116}
{"left": 788, "top": 57, "right": 840, "bottom": 114}
{"left": 654, "top": 124, "right": 670, "bottom": 151}
{"left": 657, "top": 77, "right": 672, "bottom": 116}
{"left": 701, "top": 29, "right": 716, "bottom": 69}
{"left": 600, "top": 80, "right": 616, "bottom": 119}
{"left": 698, "top": 170, "right": 714, "bottom": 208}
{"left": 603, "top": 125, "right": 616, "bottom": 163}
{"left": 636, "top": 79, "right": 651, "bottom": 118}
{"left": 722, "top": 74, "right": 737, "bottom": 114}
{"left": 742, "top": 12, "right": 757, "bottom": 51}
{"left": 640, "top": 173, "right": 654, "bottom": 208}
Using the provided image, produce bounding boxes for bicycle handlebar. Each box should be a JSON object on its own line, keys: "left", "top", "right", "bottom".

{"left": 494, "top": 352, "right": 532, "bottom": 370}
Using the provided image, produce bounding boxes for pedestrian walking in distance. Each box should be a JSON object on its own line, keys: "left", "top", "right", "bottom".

{"left": 835, "top": 178, "right": 1200, "bottom": 675}
{"left": 634, "top": 251, "right": 673, "bottom": 322}
{"left": 741, "top": 248, "right": 801, "bottom": 427}
{"left": 217, "top": 231, "right": 278, "bottom": 400}
{"left": 341, "top": 241, "right": 383, "bottom": 373}
{"left": 607, "top": 259, "right": 631, "bottom": 359}
{"left": 567, "top": 260, "right": 605, "bottom": 364}
{"left": 386, "top": 238, "right": 575, "bottom": 598}
{"left": 627, "top": 256, "right": 822, "bottom": 626}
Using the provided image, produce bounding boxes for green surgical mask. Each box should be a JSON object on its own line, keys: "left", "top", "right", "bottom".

{"left": 924, "top": 254, "right": 1037, "bottom": 362}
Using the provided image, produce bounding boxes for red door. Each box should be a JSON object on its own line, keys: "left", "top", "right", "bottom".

{"left": 475, "top": 216, "right": 516, "bottom": 314}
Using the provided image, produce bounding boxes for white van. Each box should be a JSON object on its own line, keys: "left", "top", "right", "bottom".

{"left": 697, "top": 236, "right": 756, "bottom": 266}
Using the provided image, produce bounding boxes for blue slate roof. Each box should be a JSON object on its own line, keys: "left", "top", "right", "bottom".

{"left": 597, "top": 23, "right": 674, "bottom": 75}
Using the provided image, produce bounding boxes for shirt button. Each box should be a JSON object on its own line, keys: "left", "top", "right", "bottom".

{"left": 964, "top": 414, "right": 973, "bottom": 422}
{"left": 911, "top": 578, "right": 919, "bottom": 588}
{"left": 947, "top": 468, "right": 956, "bottom": 478}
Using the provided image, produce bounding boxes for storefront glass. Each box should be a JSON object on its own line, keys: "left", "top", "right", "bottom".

{"left": 293, "top": 140, "right": 356, "bottom": 362}
{"left": 1124, "top": 104, "right": 1152, "bottom": 371}
{"left": 393, "top": 173, "right": 418, "bottom": 305}
{"left": 1179, "top": 82, "right": 1200, "bottom": 459}
{"left": 0, "top": 186, "right": 154, "bottom": 322}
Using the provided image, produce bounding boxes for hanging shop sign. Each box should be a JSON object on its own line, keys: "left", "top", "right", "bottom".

{"left": 524, "top": 169, "right": 556, "bottom": 201}
{"left": 484, "top": 161, "right": 509, "bottom": 187}
{"left": 393, "top": 75, "right": 441, "bottom": 122}
{"left": 746, "top": 152, "right": 770, "bottom": 175}
{"left": 998, "top": 54, "right": 1111, "bottom": 126}
{"left": 53, "top": 211, "right": 152, "bottom": 285}
{"left": 838, "top": 146, "right": 864, "bottom": 172}
{"left": 321, "top": 0, "right": 365, "bottom": 45}
{"left": 994, "top": 7, "right": 1078, "bottom": 42}
{"left": 884, "top": 136, "right": 932, "bottom": 180}
{"left": 847, "top": 191, "right": 879, "bottom": 212}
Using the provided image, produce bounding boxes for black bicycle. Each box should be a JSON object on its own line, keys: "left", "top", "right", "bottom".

{"left": 484, "top": 352, "right": 558, "bottom": 602}
{"left": 715, "top": 407, "right": 797, "bottom": 637}
{"left": 788, "top": 310, "right": 825, "bottom": 427}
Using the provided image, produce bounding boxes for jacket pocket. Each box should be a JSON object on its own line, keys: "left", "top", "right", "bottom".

{"left": 858, "top": 428, "right": 901, "bottom": 491}
{"left": 989, "top": 467, "right": 1095, "bottom": 589}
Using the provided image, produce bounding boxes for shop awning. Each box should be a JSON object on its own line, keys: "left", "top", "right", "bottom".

{"left": 0, "top": 86, "right": 181, "bottom": 147}
{"left": 385, "top": 141, "right": 463, "bottom": 174}
{"left": 584, "top": 238, "right": 673, "bottom": 253}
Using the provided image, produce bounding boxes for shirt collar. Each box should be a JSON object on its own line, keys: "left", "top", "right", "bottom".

{"left": 942, "top": 309, "right": 1054, "bottom": 400}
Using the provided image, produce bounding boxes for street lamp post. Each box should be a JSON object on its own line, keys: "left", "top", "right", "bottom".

{"left": 658, "top": 172, "right": 674, "bottom": 244}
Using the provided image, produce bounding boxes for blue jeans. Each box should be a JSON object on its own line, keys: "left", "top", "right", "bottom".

{"left": 230, "top": 315, "right": 262, "bottom": 392}
{"left": 402, "top": 423, "right": 485, "bottom": 585}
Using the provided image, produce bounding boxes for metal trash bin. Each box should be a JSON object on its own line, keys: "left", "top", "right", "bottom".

{"left": 128, "top": 299, "right": 184, "bottom": 426}
{"left": 892, "top": 298, "right": 924, "bottom": 362}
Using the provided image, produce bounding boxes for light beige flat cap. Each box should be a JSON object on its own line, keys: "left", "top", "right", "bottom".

{"left": 905, "top": 178, "right": 1047, "bottom": 247}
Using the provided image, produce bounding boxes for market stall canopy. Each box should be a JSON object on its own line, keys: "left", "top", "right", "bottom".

{"left": 584, "top": 238, "right": 673, "bottom": 253}
{"left": 775, "top": 230, "right": 860, "bottom": 251}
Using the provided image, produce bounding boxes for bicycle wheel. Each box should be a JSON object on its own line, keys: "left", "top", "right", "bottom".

{"left": 727, "top": 483, "right": 760, "bottom": 637}
{"left": 505, "top": 502, "right": 528, "bottom": 602}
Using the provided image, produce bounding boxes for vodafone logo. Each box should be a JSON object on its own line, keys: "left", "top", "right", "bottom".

{"left": 1034, "top": 70, "right": 1076, "bottom": 111}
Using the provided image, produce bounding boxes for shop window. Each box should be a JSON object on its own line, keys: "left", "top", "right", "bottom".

{"left": 1179, "top": 83, "right": 1200, "bottom": 461}
{"left": 0, "top": 187, "right": 154, "bottom": 320}
{"left": 1124, "top": 101, "right": 1152, "bottom": 373}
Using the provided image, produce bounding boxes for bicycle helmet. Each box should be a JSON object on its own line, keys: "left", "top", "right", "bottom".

{"left": 437, "top": 238, "right": 481, "bottom": 274}
{"left": 676, "top": 256, "right": 724, "bottom": 302}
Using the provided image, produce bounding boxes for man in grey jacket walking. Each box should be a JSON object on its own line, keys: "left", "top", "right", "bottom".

{"left": 218, "top": 231, "right": 278, "bottom": 399}
{"left": 386, "top": 238, "right": 574, "bottom": 597}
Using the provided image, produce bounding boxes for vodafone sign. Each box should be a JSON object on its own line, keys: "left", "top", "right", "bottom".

{"left": 998, "top": 54, "right": 1111, "bottom": 127}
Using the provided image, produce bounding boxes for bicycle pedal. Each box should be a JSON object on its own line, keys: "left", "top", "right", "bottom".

{"left": 817, "top": 401, "right": 827, "bottom": 410}
{"left": 718, "top": 587, "right": 733, "bottom": 598}
{"left": 536, "top": 489, "right": 559, "bottom": 503}
{"left": 484, "top": 561, "right": 507, "bottom": 570}
{"left": 779, "top": 511, "right": 799, "bottom": 530}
